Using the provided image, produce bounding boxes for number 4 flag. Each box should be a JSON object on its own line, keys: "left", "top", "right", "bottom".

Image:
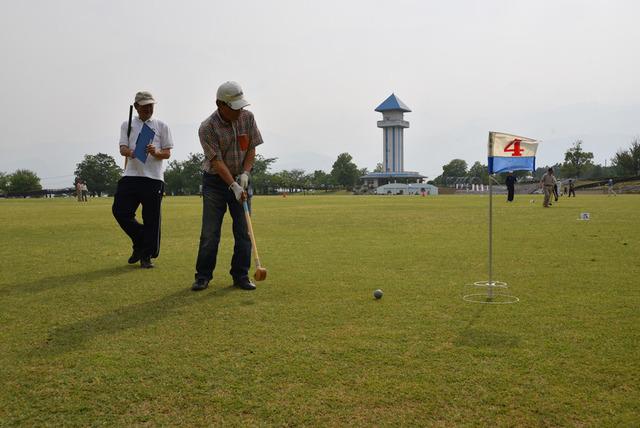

{"left": 488, "top": 132, "right": 539, "bottom": 174}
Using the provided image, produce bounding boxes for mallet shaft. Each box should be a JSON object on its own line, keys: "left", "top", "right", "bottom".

{"left": 243, "top": 200, "right": 262, "bottom": 267}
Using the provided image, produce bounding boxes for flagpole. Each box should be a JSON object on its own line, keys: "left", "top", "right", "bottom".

{"left": 488, "top": 174, "right": 494, "bottom": 300}
{"left": 465, "top": 131, "right": 531, "bottom": 304}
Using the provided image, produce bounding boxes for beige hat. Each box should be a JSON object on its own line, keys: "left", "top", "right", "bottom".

{"left": 216, "top": 81, "right": 250, "bottom": 110}
{"left": 134, "top": 91, "right": 156, "bottom": 106}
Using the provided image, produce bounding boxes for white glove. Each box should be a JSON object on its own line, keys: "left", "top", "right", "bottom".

{"left": 229, "top": 182, "right": 244, "bottom": 201}
{"left": 238, "top": 172, "right": 250, "bottom": 189}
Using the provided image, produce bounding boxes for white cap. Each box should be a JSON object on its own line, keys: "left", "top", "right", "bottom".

{"left": 216, "top": 81, "right": 250, "bottom": 110}
{"left": 134, "top": 91, "right": 156, "bottom": 106}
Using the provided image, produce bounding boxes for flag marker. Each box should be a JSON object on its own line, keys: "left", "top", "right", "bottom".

{"left": 464, "top": 132, "right": 539, "bottom": 304}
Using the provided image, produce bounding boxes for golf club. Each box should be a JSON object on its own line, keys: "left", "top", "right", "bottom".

{"left": 242, "top": 197, "right": 267, "bottom": 281}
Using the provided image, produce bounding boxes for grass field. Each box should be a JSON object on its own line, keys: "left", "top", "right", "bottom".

{"left": 1, "top": 194, "right": 638, "bottom": 426}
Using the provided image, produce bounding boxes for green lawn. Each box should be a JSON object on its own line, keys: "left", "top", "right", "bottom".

{"left": 0, "top": 194, "right": 638, "bottom": 426}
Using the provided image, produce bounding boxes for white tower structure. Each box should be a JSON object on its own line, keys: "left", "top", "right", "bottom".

{"left": 360, "top": 93, "right": 425, "bottom": 192}
{"left": 375, "top": 94, "right": 411, "bottom": 172}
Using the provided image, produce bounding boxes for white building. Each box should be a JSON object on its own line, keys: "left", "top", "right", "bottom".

{"left": 375, "top": 183, "right": 439, "bottom": 195}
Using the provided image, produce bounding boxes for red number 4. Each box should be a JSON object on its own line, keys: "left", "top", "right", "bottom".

{"left": 504, "top": 139, "right": 523, "bottom": 156}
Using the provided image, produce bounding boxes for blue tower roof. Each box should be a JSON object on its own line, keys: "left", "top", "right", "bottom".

{"left": 375, "top": 93, "right": 411, "bottom": 112}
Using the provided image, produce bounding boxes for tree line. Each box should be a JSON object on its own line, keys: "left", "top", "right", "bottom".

{"left": 0, "top": 170, "right": 43, "bottom": 195}
{"left": 2, "top": 138, "right": 638, "bottom": 196}
{"left": 0, "top": 151, "right": 366, "bottom": 197}
{"left": 0, "top": 153, "right": 123, "bottom": 197}
{"left": 163, "top": 152, "right": 366, "bottom": 195}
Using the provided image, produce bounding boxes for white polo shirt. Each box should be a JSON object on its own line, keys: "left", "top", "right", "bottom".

{"left": 119, "top": 117, "right": 174, "bottom": 181}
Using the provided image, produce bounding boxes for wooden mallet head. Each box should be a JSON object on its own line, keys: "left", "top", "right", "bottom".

{"left": 254, "top": 267, "right": 267, "bottom": 281}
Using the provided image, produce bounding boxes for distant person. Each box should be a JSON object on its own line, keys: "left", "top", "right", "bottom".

{"left": 112, "top": 91, "right": 173, "bottom": 268}
{"left": 75, "top": 179, "right": 82, "bottom": 202}
{"left": 81, "top": 181, "right": 89, "bottom": 202}
{"left": 505, "top": 171, "right": 516, "bottom": 202}
{"left": 568, "top": 179, "right": 576, "bottom": 197}
{"left": 607, "top": 178, "right": 616, "bottom": 196}
{"left": 191, "top": 81, "right": 264, "bottom": 292}
{"left": 553, "top": 181, "right": 559, "bottom": 202}
{"left": 540, "top": 167, "right": 557, "bottom": 207}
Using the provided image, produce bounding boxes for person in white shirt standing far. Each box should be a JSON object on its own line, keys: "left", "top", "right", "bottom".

{"left": 113, "top": 91, "right": 173, "bottom": 268}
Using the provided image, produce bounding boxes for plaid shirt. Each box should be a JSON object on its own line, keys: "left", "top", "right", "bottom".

{"left": 199, "top": 110, "right": 264, "bottom": 176}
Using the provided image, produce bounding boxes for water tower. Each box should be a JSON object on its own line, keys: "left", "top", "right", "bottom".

{"left": 360, "top": 94, "right": 426, "bottom": 192}
{"left": 375, "top": 93, "right": 411, "bottom": 172}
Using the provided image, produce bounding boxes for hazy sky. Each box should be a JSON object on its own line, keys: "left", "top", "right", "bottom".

{"left": 1, "top": 0, "right": 639, "bottom": 187}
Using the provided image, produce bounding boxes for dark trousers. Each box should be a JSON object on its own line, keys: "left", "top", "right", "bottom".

{"left": 569, "top": 189, "right": 575, "bottom": 197}
{"left": 194, "top": 172, "right": 251, "bottom": 282}
{"left": 507, "top": 184, "right": 515, "bottom": 201}
{"left": 112, "top": 176, "right": 164, "bottom": 259}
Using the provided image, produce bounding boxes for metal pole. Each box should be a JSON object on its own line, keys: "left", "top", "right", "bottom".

{"left": 488, "top": 175, "right": 494, "bottom": 299}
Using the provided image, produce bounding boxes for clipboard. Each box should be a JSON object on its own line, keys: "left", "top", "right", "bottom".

{"left": 134, "top": 123, "right": 156, "bottom": 163}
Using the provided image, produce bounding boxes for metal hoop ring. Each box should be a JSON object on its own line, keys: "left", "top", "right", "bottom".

{"left": 473, "top": 280, "right": 508, "bottom": 289}
{"left": 463, "top": 293, "right": 520, "bottom": 304}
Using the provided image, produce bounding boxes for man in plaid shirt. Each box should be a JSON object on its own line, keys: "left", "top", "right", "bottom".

{"left": 192, "top": 81, "right": 264, "bottom": 291}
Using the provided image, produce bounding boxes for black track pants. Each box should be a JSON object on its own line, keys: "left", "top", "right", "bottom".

{"left": 112, "top": 176, "right": 164, "bottom": 259}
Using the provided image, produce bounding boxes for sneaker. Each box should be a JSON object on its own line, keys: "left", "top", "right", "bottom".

{"left": 140, "top": 257, "right": 154, "bottom": 269}
{"left": 128, "top": 249, "right": 142, "bottom": 264}
{"left": 233, "top": 278, "right": 256, "bottom": 291}
{"left": 191, "top": 278, "right": 209, "bottom": 291}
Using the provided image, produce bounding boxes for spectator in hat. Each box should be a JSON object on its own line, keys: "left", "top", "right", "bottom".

{"left": 540, "top": 167, "right": 557, "bottom": 207}
{"left": 112, "top": 91, "right": 173, "bottom": 268}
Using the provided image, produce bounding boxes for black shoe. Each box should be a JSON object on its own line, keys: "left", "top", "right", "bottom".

{"left": 233, "top": 278, "right": 256, "bottom": 291}
{"left": 128, "top": 249, "right": 142, "bottom": 264}
{"left": 191, "top": 279, "right": 209, "bottom": 291}
{"left": 140, "top": 258, "right": 154, "bottom": 269}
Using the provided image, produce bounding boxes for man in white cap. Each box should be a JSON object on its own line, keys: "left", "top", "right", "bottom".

{"left": 192, "top": 81, "right": 264, "bottom": 291}
{"left": 113, "top": 91, "right": 173, "bottom": 268}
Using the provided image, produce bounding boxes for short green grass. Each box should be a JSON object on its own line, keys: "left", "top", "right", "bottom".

{"left": 1, "top": 194, "right": 638, "bottom": 426}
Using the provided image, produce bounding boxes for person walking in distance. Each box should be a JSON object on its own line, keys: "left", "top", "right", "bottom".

{"left": 568, "top": 179, "right": 576, "bottom": 197}
{"left": 505, "top": 171, "right": 516, "bottom": 202}
{"left": 540, "top": 167, "right": 557, "bottom": 207}
{"left": 75, "top": 179, "right": 83, "bottom": 202}
{"left": 192, "top": 81, "right": 264, "bottom": 291}
{"left": 112, "top": 91, "right": 173, "bottom": 268}
{"left": 81, "top": 181, "right": 89, "bottom": 202}
{"left": 607, "top": 178, "right": 617, "bottom": 196}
